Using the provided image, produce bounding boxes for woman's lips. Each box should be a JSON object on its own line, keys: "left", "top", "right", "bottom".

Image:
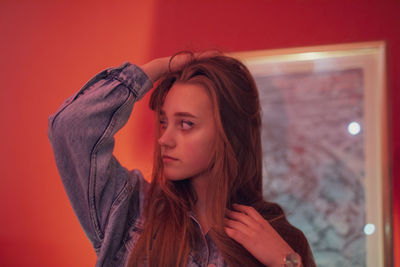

{"left": 162, "top": 155, "right": 178, "bottom": 162}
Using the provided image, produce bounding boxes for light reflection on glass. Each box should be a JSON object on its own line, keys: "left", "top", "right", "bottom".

{"left": 363, "top": 223, "right": 375, "bottom": 235}
{"left": 348, "top": 121, "right": 361, "bottom": 135}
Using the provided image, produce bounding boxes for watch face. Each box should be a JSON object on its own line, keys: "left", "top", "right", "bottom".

{"left": 284, "top": 252, "right": 301, "bottom": 267}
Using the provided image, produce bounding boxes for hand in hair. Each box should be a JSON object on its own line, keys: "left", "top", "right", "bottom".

{"left": 141, "top": 51, "right": 221, "bottom": 83}
{"left": 225, "top": 204, "right": 301, "bottom": 267}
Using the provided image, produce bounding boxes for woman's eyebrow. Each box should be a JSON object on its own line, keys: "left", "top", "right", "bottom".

{"left": 174, "top": 112, "right": 197, "bottom": 118}
{"left": 160, "top": 110, "right": 198, "bottom": 118}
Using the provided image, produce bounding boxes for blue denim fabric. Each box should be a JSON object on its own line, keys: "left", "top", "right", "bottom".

{"left": 48, "top": 63, "right": 227, "bottom": 267}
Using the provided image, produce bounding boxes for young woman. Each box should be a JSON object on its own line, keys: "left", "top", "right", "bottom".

{"left": 48, "top": 53, "right": 315, "bottom": 267}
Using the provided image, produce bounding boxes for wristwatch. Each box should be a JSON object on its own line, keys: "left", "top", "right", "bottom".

{"left": 283, "top": 252, "right": 301, "bottom": 267}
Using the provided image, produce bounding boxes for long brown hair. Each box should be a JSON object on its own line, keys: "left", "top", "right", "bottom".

{"left": 128, "top": 54, "right": 279, "bottom": 266}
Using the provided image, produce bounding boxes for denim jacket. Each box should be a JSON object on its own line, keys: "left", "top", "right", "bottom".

{"left": 48, "top": 63, "right": 229, "bottom": 267}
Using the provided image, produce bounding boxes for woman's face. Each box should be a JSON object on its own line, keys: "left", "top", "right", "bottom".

{"left": 158, "top": 82, "right": 217, "bottom": 182}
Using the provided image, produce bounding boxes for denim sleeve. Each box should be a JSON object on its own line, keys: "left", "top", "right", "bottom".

{"left": 48, "top": 63, "right": 153, "bottom": 251}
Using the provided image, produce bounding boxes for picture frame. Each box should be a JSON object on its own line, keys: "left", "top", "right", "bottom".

{"left": 232, "top": 41, "right": 391, "bottom": 266}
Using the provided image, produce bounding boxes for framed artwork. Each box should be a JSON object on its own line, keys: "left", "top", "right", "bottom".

{"left": 232, "top": 41, "right": 391, "bottom": 266}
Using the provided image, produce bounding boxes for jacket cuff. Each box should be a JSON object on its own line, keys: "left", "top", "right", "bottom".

{"left": 107, "top": 62, "right": 154, "bottom": 101}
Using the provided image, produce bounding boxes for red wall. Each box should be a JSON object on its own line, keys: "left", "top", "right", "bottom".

{"left": 0, "top": 0, "right": 398, "bottom": 266}
{"left": 0, "top": 1, "right": 157, "bottom": 266}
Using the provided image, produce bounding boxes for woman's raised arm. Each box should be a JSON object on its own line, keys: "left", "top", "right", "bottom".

{"left": 48, "top": 62, "right": 153, "bottom": 252}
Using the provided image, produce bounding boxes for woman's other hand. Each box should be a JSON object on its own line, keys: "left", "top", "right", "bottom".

{"left": 225, "top": 204, "right": 301, "bottom": 267}
{"left": 141, "top": 51, "right": 221, "bottom": 84}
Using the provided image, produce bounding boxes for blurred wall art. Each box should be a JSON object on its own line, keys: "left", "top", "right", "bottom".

{"left": 234, "top": 41, "right": 391, "bottom": 267}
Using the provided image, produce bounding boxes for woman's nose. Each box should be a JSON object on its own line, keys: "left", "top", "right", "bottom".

{"left": 158, "top": 128, "right": 176, "bottom": 148}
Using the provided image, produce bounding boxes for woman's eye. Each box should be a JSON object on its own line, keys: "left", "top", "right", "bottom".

{"left": 159, "top": 120, "right": 167, "bottom": 129}
{"left": 180, "top": 120, "right": 194, "bottom": 130}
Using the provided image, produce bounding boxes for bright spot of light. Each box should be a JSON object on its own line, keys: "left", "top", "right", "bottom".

{"left": 364, "top": 223, "right": 375, "bottom": 235}
{"left": 348, "top": 122, "right": 361, "bottom": 135}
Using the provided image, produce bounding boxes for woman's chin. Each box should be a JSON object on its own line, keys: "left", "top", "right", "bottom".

{"left": 164, "top": 172, "right": 188, "bottom": 181}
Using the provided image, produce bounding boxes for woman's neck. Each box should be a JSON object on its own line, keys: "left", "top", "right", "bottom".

{"left": 191, "top": 174, "right": 210, "bottom": 234}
